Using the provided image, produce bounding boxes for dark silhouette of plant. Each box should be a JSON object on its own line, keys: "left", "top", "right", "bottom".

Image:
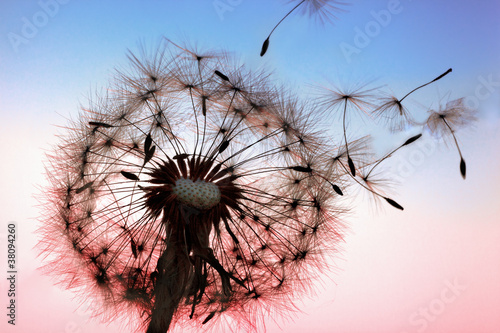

{"left": 260, "top": 0, "right": 348, "bottom": 56}
{"left": 38, "top": 41, "right": 349, "bottom": 333}
{"left": 425, "top": 98, "right": 476, "bottom": 179}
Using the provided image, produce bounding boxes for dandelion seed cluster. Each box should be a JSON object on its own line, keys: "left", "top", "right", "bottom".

{"left": 38, "top": 41, "right": 349, "bottom": 332}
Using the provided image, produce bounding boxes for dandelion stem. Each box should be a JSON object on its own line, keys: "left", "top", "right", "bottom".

{"left": 220, "top": 128, "right": 285, "bottom": 166}
{"left": 188, "top": 87, "right": 201, "bottom": 156}
{"left": 197, "top": 61, "right": 209, "bottom": 157}
{"left": 261, "top": 0, "right": 306, "bottom": 56}
{"left": 268, "top": 0, "right": 305, "bottom": 39}
{"left": 206, "top": 89, "right": 238, "bottom": 159}
{"left": 442, "top": 117, "right": 466, "bottom": 179}
{"left": 400, "top": 68, "right": 452, "bottom": 103}
{"left": 365, "top": 133, "right": 422, "bottom": 179}
{"left": 145, "top": 94, "right": 185, "bottom": 156}
{"left": 342, "top": 98, "right": 356, "bottom": 176}
{"left": 339, "top": 160, "right": 403, "bottom": 210}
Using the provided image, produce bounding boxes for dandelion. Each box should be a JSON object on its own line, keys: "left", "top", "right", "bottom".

{"left": 316, "top": 82, "right": 377, "bottom": 177}
{"left": 354, "top": 133, "right": 423, "bottom": 210}
{"left": 38, "top": 40, "right": 347, "bottom": 333}
{"left": 426, "top": 98, "right": 476, "bottom": 179}
{"left": 324, "top": 134, "right": 411, "bottom": 210}
{"left": 260, "top": 0, "right": 348, "bottom": 56}
{"left": 373, "top": 68, "right": 453, "bottom": 132}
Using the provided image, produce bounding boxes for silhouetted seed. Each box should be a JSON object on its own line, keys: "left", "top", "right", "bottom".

{"left": 211, "top": 167, "right": 229, "bottom": 181}
{"left": 144, "top": 133, "right": 152, "bottom": 153}
{"left": 219, "top": 140, "right": 230, "bottom": 154}
{"left": 173, "top": 153, "right": 190, "bottom": 160}
{"left": 206, "top": 163, "right": 222, "bottom": 180}
{"left": 385, "top": 197, "right": 404, "bottom": 210}
{"left": 202, "top": 311, "right": 216, "bottom": 324}
{"left": 398, "top": 68, "right": 453, "bottom": 106}
{"left": 177, "top": 157, "right": 188, "bottom": 178}
{"left": 214, "top": 70, "right": 229, "bottom": 82}
{"left": 121, "top": 170, "right": 140, "bottom": 181}
{"left": 348, "top": 156, "right": 356, "bottom": 177}
{"left": 144, "top": 145, "right": 156, "bottom": 165}
{"left": 260, "top": 37, "right": 270, "bottom": 57}
{"left": 432, "top": 68, "right": 452, "bottom": 82}
{"left": 131, "top": 239, "right": 138, "bottom": 259}
{"left": 89, "top": 121, "right": 113, "bottom": 128}
{"left": 332, "top": 184, "right": 343, "bottom": 196}
{"left": 202, "top": 96, "right": 207, "bottom": 116}
{"left": 223, "top": 218, "right": 239, "bottom": 244}
{"left": 260, "top": 0, "right": 313, "bottom": 57}
{"left": 290, "top": 166, "right": 312, "bottom": 173}
{"left": 75, "top": 181, "right": 94, "bottom": 194}
{"left": 460, "top": 157, "right": 466, "bottom": 179}
{"left": 403, "top": 133, "right": 422, "bottom": 146}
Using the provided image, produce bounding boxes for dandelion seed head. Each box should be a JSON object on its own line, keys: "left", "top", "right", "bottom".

{"left": 38, "top": 40, "right": 346, "bottom": 332}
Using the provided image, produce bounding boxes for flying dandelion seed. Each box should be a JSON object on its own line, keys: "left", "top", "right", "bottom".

{"left": 373, "top": 68, "right": 453, "bottom": 132}
{"left": 37, "top": 40, "right": 348, "bottom": 333}
{"left": 355, "top": 133, "right": 423, "bottom": 209}
{"left": 260, "top": 0, "right": 348, "bottom": 56}
{"left": 426, "top": 98, "right": 477, "bottom": 179}
{"left": 316, "top": 82, "right": 378, "bottom": 177}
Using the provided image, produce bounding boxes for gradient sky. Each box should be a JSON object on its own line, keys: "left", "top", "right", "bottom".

{"left": 1, "top": 1, "right": 499, "bottom": 332}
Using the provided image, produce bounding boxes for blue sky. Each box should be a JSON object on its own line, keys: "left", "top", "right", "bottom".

{"left": 0, "top": 1, "right": 499, "bottom": 332}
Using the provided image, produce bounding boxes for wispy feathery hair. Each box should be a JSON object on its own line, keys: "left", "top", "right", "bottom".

{"left": 355, "top": 133, "right": 423, "bottom": 209}
{"left": 286, "top": 0, "right": 349, "bottom": 24}
{"left": 426, "top": 98, "right": 476, "bottom": 135}
{"left": 372, "top": 94, "right": 416, "bottom": 132}
{"left": 315, "top": 82, "right": 378, "bottom": 119}
{"left": 260, "top": 0, "right": 349, "bottom": 56}
{"left": 325, "top": 134, "right": 407, "bottom": 210}
{"left": 425, "top": 98, "right": 476, "bottom": 179}
{"left": 38, "top": 40, "right": 346, "bottom": 333}
{"left": 373, "top": 69, "right": 453, "bottom": 132}
{"left": 356, "top": 165, "right": 396, "bottom": 208}
{"left": 316, "top": 82, "right": 378, "bottom": 177}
